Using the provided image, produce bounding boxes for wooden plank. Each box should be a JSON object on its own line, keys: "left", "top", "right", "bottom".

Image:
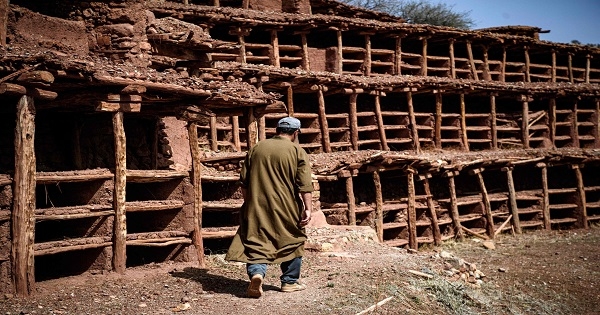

{"left": 374, "top": 94, "right": 388, "bottom": 150}
{"left": 423, "top": 178, "right": 441, "bottom": 245}
{"left": 505, "top": 168, "right": 522, "bottom": 234}
{"left": 407, "top": 171, "right": 418, "bottom": 249}
{"left": 475, "top": 172, "right": 495, "bottom": 238}
{"left": 36, "top": 210, "right": 114, "bottom": 221}
{"left": 317, "top": 89, "right": 331, "bottom": 153}
{"left": 112, "top": 111, "right": 127, "bottom": 274}
{"left": 406, "top": 91, "right": 421, "bottom": 153}
{"left": 490, "top": 94, "right": 498, "bottom": 149}
{"left": 349, "top": 93, "right": 359, "bottom": 151}
{"left": 373, "top": 171, "right": 383, "bottom": 242}
{"left": 435, "top": 93, "right": 442, "bottom": 148}
{"left": 549, "top": 98, "right": 556, "bottom": 148}
{"left": 573, "top": 165, "right": 588, "bottom": 229}
{"left": 460, "top": 93, "right": 469, "bottom": 151}
{"left": 12, "top": 95, "right": 36, "bottom": 296}
{"left": 522, "top": 100, "right": 530, "bottom": 149}
{"left": 346, "top": 176, "right": 356, "bottom": 225}
{"left": 188, "top": 122, "right": 205, "bottom": 267}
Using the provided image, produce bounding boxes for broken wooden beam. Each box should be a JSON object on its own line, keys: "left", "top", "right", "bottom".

{"left": 495, "top": 214, "right": 513, "bottom": 236}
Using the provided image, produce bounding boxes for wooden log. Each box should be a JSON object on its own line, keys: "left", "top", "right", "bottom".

{"left": 34, "top": 242, "right": 113, "bottom": 256}
{"left": 406, "top": 91, "right": 421, "bottom": 153}
{"left": 373, "top": 171, "right": 383, "bottom": 242}
{"left": 286, "top": 85, "right": 294, "bottom": 115}
{"left": 238, "top": 33, "right": 247, "bottom": 64}
{"left": 356, "top": 296, "right": 394, "bottom": 315}
{"left": 585, "top": 55, "right": 591, "bottom": 84}
{"left": 504, "top": 168, "right": 522, "bottom": 234}
{"left": 435, "top": 92, "right": 442, "bottom": 148}
{"left": 127, "top": 238, "right": 191, "bottom": 247}
{"left": 232, "top": 116, "right": 241, "bottom": 151}
{"left": 524, "top": 46, "right": 531, "bottom": 82}
{"left": 0, "top": 83, "right": 56, "bottom": 101}
{"left": 112, "top": 112, "right": 127, "bottom": 274}
{"left": 36, "top": 210, "right": 114, "bottom": 221}
{"left": 0, "top": 0, "right": 7, "bottom": 46}
{"left": 495, "top": 214, "right": 513, "bottom": 236}
{"left": 336, "top": 30, "right": 343, "bottom": 74}
{"left": 258, "top": 116, "right": 266, "bottom": 141}
{"left": 573, "top": 99, "right": 580, "bottom": 148}
{"left": 407, "top": 171, "right": 418, "bottom": 250}
{"left": 568, "top": 53, "right": 574, "bottom": 83}
{"left": 449, "top": 39, "right": 456, "bottom": 79}
{"left": 374, "top": 94, "right": 388, "bottom": 150}
{"left": 364, "top": 34, "right": 372, "bottom": 76}
{"left": 188, "top": 122, "right": 205, "bottom": 267}
{"left": 549, "top": 98, "right": 556, "bottom": 148}
{"left": 16, "top": 71, "right": 54, "bottom": 84}
{"left": 500, "top": 46, "right": 506, "bottom": 82}
{"left": 345, "top": 176, "right": 356, "bottom": 225}
{"left": 212, "top": 0, "right": 219, "bottom": 6}
{"left": 460, "top": 93, "right": 469, "bottom": 151}
{"left": 474, "top": 171, "right": 495, "bottom": 238}
{"left": 317, "top": 89, "right": 331, "bottom": 153}
{"left": 522, "top": 100, "right": 530, "bottom": 149}
{"left": 551, "top": 50, "right": 557, "bottom": 83}
{"left": 422, "top": 178, "right": 441, "bottom": 245}
{"left": 490, "top": 94, "right": 498, "bottom": 149}
{"left": 300, "top": 32, "right": 310, "bottom": 71}
{"left": 245, "top": 108, "right": 257, "bottom": 149}
{"left": 447, "top": 175, "right": 464, "bottom": 240}
{"left": 394, "top": 36, "right": 402, "bottom": 75}
{"left": 482, "top": 45, "right": 491, "bottom": 80}
{"left": 461, "top": 226, "right": 489, "bottom": 240}
{"left": 270, "top": 29, "right": 280, "bottom": 68}
{"left": 540, "top": 164, "right": 551, "bottom": 230}
{"left": 349, "top": 93, "right": 359, "bottom": 151}
{"left": 573, "top": 165, "right": 588, "bottom": 229}
{"left": 596, "top": 99, "right": 600, "bottom": 149}
{"left": 209, "top": 116, "right": 218, "bottom": 151}
{"left": 94, "top": 75, "right": 211, "bottom": 98}
{"left": 12, "top": 95, "right": 36, "bottom": 296}
{"left": 421, "top": 37, "right": 428, "bottom": 76}
{"left": 0, "top": 83, "right": 26, "bottom": 95}
{"left": 121, "top": 85, "right": 146, "bottom": 95}
{"left": 466, "top": 41, "right": 479, "bottom": 80}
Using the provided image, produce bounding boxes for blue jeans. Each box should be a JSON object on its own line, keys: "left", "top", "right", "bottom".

{"left": 247, "top": 257, "right": 302, "bottom": 284}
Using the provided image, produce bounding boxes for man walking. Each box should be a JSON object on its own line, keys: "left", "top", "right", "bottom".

{"left": 225, "top": 117, "right": 313, "bottom": 298}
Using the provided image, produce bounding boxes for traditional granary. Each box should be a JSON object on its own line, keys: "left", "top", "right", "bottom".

{"left": 0, "top": 0, "right": 599, "bottom": 296}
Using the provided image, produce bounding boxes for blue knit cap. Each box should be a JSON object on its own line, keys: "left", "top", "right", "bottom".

{"left": 277, "top": 117, "right": 301, "bottom": 131}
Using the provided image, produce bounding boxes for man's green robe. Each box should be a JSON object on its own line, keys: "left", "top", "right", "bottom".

{"left": 225, "top": 135, "right": 313, "bottom": 264}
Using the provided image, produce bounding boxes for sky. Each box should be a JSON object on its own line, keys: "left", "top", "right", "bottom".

{"left": 437, "top": 0, "right": 600, "bottom": 44}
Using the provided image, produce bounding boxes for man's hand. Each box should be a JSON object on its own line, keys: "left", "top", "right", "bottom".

{"left": 299, "top": 192, "right": 312, "bottom": 227}
{"left": 299, "top": 208, "right": 311, "bottom": 227}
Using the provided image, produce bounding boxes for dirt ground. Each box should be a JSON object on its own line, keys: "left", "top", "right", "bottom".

{"left": 1, "top": 225, "right": 599, "bottom": 315}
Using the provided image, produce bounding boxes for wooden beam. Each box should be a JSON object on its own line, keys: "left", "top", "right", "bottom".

{"left": 16, "top": 71, "right": 54, "bottom": 84}
{"left": 317, "top": 89, "right": 331, "bottom": 152}
{"left": 407, "top": 171, "right": 418, "bottom": 249}
{"left": 420, "top": 37, "right": 428, "bottom": 76}
{"left": 238, "top": 33, "right": 247, "bottom": 64}
{"left": 551, "top": 50, "right": 557, "bottom": 83}
{"left": 549, "top": 98, "right": 556, "bottom": 148}
{"left": 422, "top": 178, "right": 441, "bottom": 245}
{"left": 447, "top": 175, "right": 464, "bottom": 240}
{"left": 96, "top": 101, "right": 141, "bottom": 112}
{"left": 573, "top": 165, "right": 588, "bottom": 229}
{"left": 524, "top": 46, "right": 531, "bottom": 82}
{"left": 300, "top": 32, "right": 310, "bottom": 71}
{"left": 258, "top": 116, "right": 266, "bottom": 141}
{"left": 286, "top": 85, "right": 294, "bottom": 115}
{"left": 460, "top": 93, "right": 469, "bottom": 151}
{"left": 500, "top": 46, "right": 506, "bottom": 82}
{"left": 466, "top": 41, "right": 479, "bottom": 80}
{"left": 473, "top": 171, "right": 495, "bottom": 238}
{"left": 349, "top": 93, "right": 359, "bottom": 151}
{"left": 504, "top": 167, "right": 522, "bottom": 234}
{"left": 12, "top": 95, "right": 36, "bottom": 296}
{"left": 596, "top": 99, "right": 600, "bottom": 149}
{"left": 188, "top": 123, "right": 205, "bottom": 267}
{"left": 245, "top": 108, "right": 257, "bottom": 149}
{"left": 336, "top": 30, "right": 343, "bottom": 74}
{"left": 435, "top": 92, "right": 442, "bottom": 148}
{"left": 209, "top": 116, "right": 218, "bottom": 151}
{"left": 346, "top": 176, "right": 356, "bottom": 225}
{"left": 522, "top": 99, "right": 530, "bottom": 149}
{"left": 0, "top": 0, "right": 7, "bottom": 46}
{"left": 490, "top": 94, "right": 498, "bottom": 149}
{"left": 540, "top": 163, "right": 551, "bottom": 230}
{"left": 364, "top": 34, "right": 372, "bottom": 76}
{"left": 394, "top": 36, "right": 402, "bottom": 75}
{"left": 449, "top": 39, "right": 456, "bottom": 79}
{"left": 112, "top": 112, "right": 127, "bottom": 274}
{"left": 270, "top": 29, "right": 280, "bottom": 68}
{"left": 568, "top": 53, "right": 574, "bottom": 83}
{"left": 573, "top": 99, "right": 580, "bottom": 148}
{"left": 374, "top": 94, "right": 388, "bottom": 150}
{"left": 373, "top": 171, "right": 383, "bottom": 242}
{"left": 482, "top": 45, "right": 490, "bottom": 80}
{"left": 585, "top": 55, "right": 591, "bottom": 84}
{"left": 121, "top": 85, "right": 146, "bottom": 95}
{"left": 406, "top": 91, "right": 421, "bottom": 153}
{"left": 232, "top": 116, "right": 241, "bottom": 151}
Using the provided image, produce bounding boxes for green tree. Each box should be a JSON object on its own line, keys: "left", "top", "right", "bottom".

{"left": 339, "top": 0, "right": 474, "bottom": 29}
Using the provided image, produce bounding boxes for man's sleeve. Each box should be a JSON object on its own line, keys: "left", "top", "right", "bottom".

{"left": 238, "top": 152, "right": 250, "bottom": 188}
{"left": 295, "top": 148, "right": 313, "bottom": 193}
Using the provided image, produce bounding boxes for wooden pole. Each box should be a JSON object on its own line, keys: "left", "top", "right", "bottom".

{"left": 421, "top": 37, "right": 428, "bottom": 76}
{"left": 596, "top": 99, "right": 600, "bottom": 149}
{"left": 482, "top": 45, "right": 490, "bottom": 80}
{"left": 238, "top": 34, "right": 247, "bottom": 64}
{"left": 585, "top": 55, "right": 591, "bottom": 84}
{"left": 473, "top": 169, "right": 495, "bottom": 238}
{"left": 286, "top": 85, "right": 294, "bottom": 115}
{"left": 490, "top": 94, "right": 498, "bottom": 149}
{"left": 317, "top": 89, "right": 331, "bottom": 152}
{"left": 449, "top": 39, "right": 456, "bottom": 79}
{"left": 300, "top": 32, "right": 310, "bottom": 71}
{"left": 573, "top": 99, "right": 580, "bottom": 148}
{"left": 551, "top": 50, "right": 557, "bottom": 83}
{"left": 212, "top": 0, "right": 220, "bottom": 6}
{"left": 422, "top": 177, "right": 442, "bottom": 245}
{"left": 336, "top": 30, "right": 343, "bottom": 75}
{"left": 346, "top": 176, "right": 356, "bottom": 225}
{"left": 435, "top": 92, "right": 442, "bottom": 149}
{"left": 374, "top": 94, "right": 388, "bottom": 150}
{"left": 364, "top": 34, "right": 372, "bottom": 76}
{"left": 549, "top": 98, "right": 557, "bottom": 148}
{"left": 270, "top": 29, "right": 280, "bottom": 68}
{"left": 466, "top": 41, "right": 479, "bottom": 80}
{"left": 209, "top": 116, "right": 218, "bottom": 152}
{"left": 0, "top": 0, "right": 8, "bottom": 47}
{"left": 540, "top": 163, "right": 551, "bottom": 230}
{"left": 524, "top": 46, "right": 531, "bottom": 82}
{"left": 460, "top": 93, "right": 469, "bottom": 151}
{"left": 112, "top": 112, "right": 127, "bottom": 274}
{"left": 258, "top": 116, "right": 266, "bottom": 141}
{"left": 12, "top": 95, "right": 36, "bottom": 296}
{"left": 373, "top": 171, "right": 384, "bottom": 242}
{"left": 406, "top": 91, "right": 421, "bottom": 153}
{"left": 573, "top": 165, "right": 588, "bottom": 229}
{"left": 349, "top": 93, "right": 359, "bottom": 151}
{"left": 231, "top": 116, "right": 241, "bottom": 151}
{"left": 500, "top": 46, "right": 506, "bottom": 82}
{"left": 522, "top": 99, "right": 530, "bottom": 149}
{"left": 245, "top": 108, "right": 258, "bottom": 149}
{"left": 395, "top": 36, "right": 402, "bottom": 75}
{"left": 447, "top": 174, "right": 464, "bottom": 240}
{"left": 188, "top": 123, "right": 205, "bottom": 267}
{"left": 568, "top": 53, "right": 574, "bottom": 83}
{"left": 504, "top": 167, "right": 522, "bottom": 234}
{"left": 407, "top": 170, "right": 418, "bottom": 250}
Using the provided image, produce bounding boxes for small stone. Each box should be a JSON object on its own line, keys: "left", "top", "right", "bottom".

{"left": 498, "top": 268, "right": 507, "bottom": 272}
{"left": 181, "top": 297, "right": 190, "bottom": 303}
{"left": 138, "top": 303, "right": 147, "bottom": 308}
{"left": 469, "top": 263, "right": 477, "bottom": 272}
{"left": 4, "top": 293, "right": 13, "bottom": 299}
{"left": 320, "top": 243, "right": 334, "bottom": 252}
{"left": 482, "top": 240, "right": 496, "bottom": 250}
{"left": 439, "top": 250, "right": 452, "bottom": 259}
{"left": 442, "top": 270, "right": 454, "bottom": 277}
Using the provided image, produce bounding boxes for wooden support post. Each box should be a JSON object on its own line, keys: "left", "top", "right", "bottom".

{"left": 0, "top": 0, "right": 8, "bottom": 46}
{"left": 346, "top": 176, "right": 356, "bottom": 225}
{"left": 421, "top": 37, "right": 428, "bottom": 76}
{"left": 460, "top": 93, "right": 469, "bottom": 151}
{"left": 349, "top": 93, "right": 359, "bottom": 151}
{"left": 573, "top": 99, "right": 580, "bottom": 148}
{"left": 258, "top": 116, "right": 266, "bottom": 141}
{"left": 422, "top": 178, "right": 442, "bottom": 245}
{"left": 551, "top": 50, "right": 557, "bottom": 83}
{"left": 209, "top": 116, "right": 218, "bottom": 152}
{"left": 549, "top": 98, "right": 557, "bottom": 148}
{"left": 374, "top": 94, "right": 388, "bottom": 150}
{"left": 540, "top": 163, "right": 551, "bottom": 230}
{"left": 188, "top": 123, "right": 205, "bottom": 267}
{"left": 317, "top": 89, "right": 331, "bottom": 152}
{"left": 373, "top": 171, "right": 383, "bottom": 242}
{"left": 245, "top": 108, "right": 258, "bottom": 149}
{"left": 447, "top": 174, "right": 464, "bottom": 240}
{"left": 286, "top": 85, "right": 294, "bottom": 115}
{"left": 466, "top": 41, "right": 479, "bottom": 80}
{"left": 500, "top": 46, "right": 506, "bottom": 82}
{"left": 524, "top": 46, "right": 531, "bottom": 82}
{"left": 435, "top": 92, "right": 442, "bottom": 148}
{"left": 504, "top": 167, "right": 522, "bottom": 234}
{"left": 482, "top": 45, "right": 491, "bottom": 81}
{"left": 336, "top": 30, "right": 343, "bottom": 75}
{"left": 231, "top": 116, "right": 241, "bottom": 151}
{"left": 490, "top": 94, "right": 498, "bottom": 149}
{"left": 472, "top": 169, "right": 495, "bottom": 238}
{"left": 300, "top": 32, "right": 310, "bottom": 71}
{"left": 394, "top": 36, "right": 402, "bottom": 75}
{"left": 449, "top": 39, "right": 456, "bottom": 79}
{"left": 242, "top": 0, "right": 249, "bottom": 9}
{"left": 364, "top": 34, "right": 372, "bottom": 76}
{"left": 406, "top": 91, "right": 421, "bottom": 153}
{"left": 522, "top": 98, "right": 530, "bottom": 149}
{"left": 270, "top": 29, "right": 280, "bottom": 67}
{"left": 238, "top": 34, "right": 247, "bottom": 64}
{"left": 573, "top": 165, "right": 588, "bottom": 229}
{"left": 568, "top": 53, "right": 574, "bottom": 83}
{"left": 212, "top": 0, "right": 220, "bottom": 6}
{"left": 596, "top": 99, "right": 600, "bottom": 148}
{"left": 12, "top": 95, "right": 36, "bottom": 296}
{"left": 407, "top": 170, "right": 418, "bottom": 250}
{"left": 112, "top": 112, "right": 127, "bottom": 274}
{"left": 585, "top": 55, "right": 591, "bottom": 84}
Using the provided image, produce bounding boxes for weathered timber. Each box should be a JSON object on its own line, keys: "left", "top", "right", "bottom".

{"left": 568, "top": 53, "right": 574, "bottom": 83}
{"left": 210, "top": 116, "right": 218, "bottom": 151}
{"left": 522, "top": 100, "right": 530, "bottom": 148}
{"left": 121, "top": 85, "right": 146, "bottom": 94}
{"left": 0, "top": 174, "right": 11, "bottom": 186}
{"left": 449, "top": 39, "right": 456, "bottom": 79}
{"left": 466, "top": 41, "right": 479, "bottom": 80}
{"left": 460, "top": 94, "right": 469, "bottom": 151}
{"left": 336, "top": 30, "right": 343, "bottom": 74}
{"left": 395, "top": 36, "right": 402, "bottom": 75}
{"left": 364, "top": 34, "right": 372, "bottom": 76}
{"left": 435, "top": 92, "right": 442, "bottom": 148}
{"left": 374, "top": 94, "right": 388, "bottom": 150}
{"left": 500, "top": 46, "right": 506, "bottom": 82}
{"left": 461, "top": 226, "right": 489, "bottom": 240}
{"left": 97, "top": 101, "right": 141, "bottom": 112}
{"left": 12, "top": 95, "right": 36, "bottom": 296}
{"left": 258, "top": 116, "right": 266, "bottom": 141}
{"left": 245, "top": 107, "right": 257, "bottom": 149}
{"left": 317, "top": 89, "right": 331, "bottom": 152}
{"left": 447, "top": 174, "right": 464, "bottom": 239}
{"left": 16, "top": 71, "right": 54, "bottom": 84}
{"left": 0, "top": 0, "right": 7, "bottom": 46}
{"left": 472, "top": 169, "right": 495, "bottom": 238}
{"left": 482, "top": 46, "right": 491, "bottom": 80}
{"left": 94, "top": 75, "right": 211, "bottom": 98}
{"left": 36, "top": 171, "right": 113, "bottom": 184}
{"left": 286, "top": 84, "right": 294, "bottom": 115}
{"left": 407, "top": 170, "right": 418, "bottom": 249}
{"left": 0, "top": 64, "right": 40, "bottom": 84}
{"left": 0, "top": 83, "right": 26, "bottom": 95}
{"left": 422, "top": 178, "right": 442, "bottom": 245}
{"left": 573, "top": 165, "right": 588, "bottom": 229}
{"left": 490, "top": 94, "right": 498, "bottom": 149}
{"left": 127, "top": 237, "right": 191, "bottom": 247}
{"left": 504, "top": 168, "right": 522, "bottom": 234}
{"left": 34, "top": 242, "right": 113, "bottom": 256}
{"left": 586, "top": 55, "right": 591, "bottom": 84}
{"left": 406, "top": 91, "right": 421, "bottom": 153}
{"left": 549, "top": 98, "right": 557, "bottom": 147}
{"left": 300, "top": 32, "right": 310, "bottom": 71}
{"left": 420, "top": 37, "right": 427, "bottom": 76}
{"left": 551, "top": 50, "right": 557, "bottom": 83}
{"left": 112, "top": 112, "right": 127, "bottom": 274}
{"left": 596, "top": 99, "right": 600, "bottom": 148}
{"left": 524, "top": 47, "right": 531, "bottom": 82}
{"left": 346, "top": 176, "right": 356, "bottom": 225}
{"left": 349, "top": 93, "right": 359, "bottom": 150}
{"left": 573, "top": 100, "right": 580, "bottom": 147}
{"left": 36, "top": 210, "right": 114, "bottom": 221}
{"left": 232, "top": 116, "right": 241, "bottom": 151}
{"left": 188, "top": 122, "right": 205, "bottom": 267}
{"left": 495, "top": 214, "right": 513, "bottom": 236}
{"left": 271, "top": 29, "right": 280, "bottom": 68}
{"left": 0, "top": 83, "right": 57, "bottom": 100}
{"left": 373, "top": 171, "right": 383, "bottom": 242}
{"left": 125, "top": 200, "right": 185, "bottom": 212}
